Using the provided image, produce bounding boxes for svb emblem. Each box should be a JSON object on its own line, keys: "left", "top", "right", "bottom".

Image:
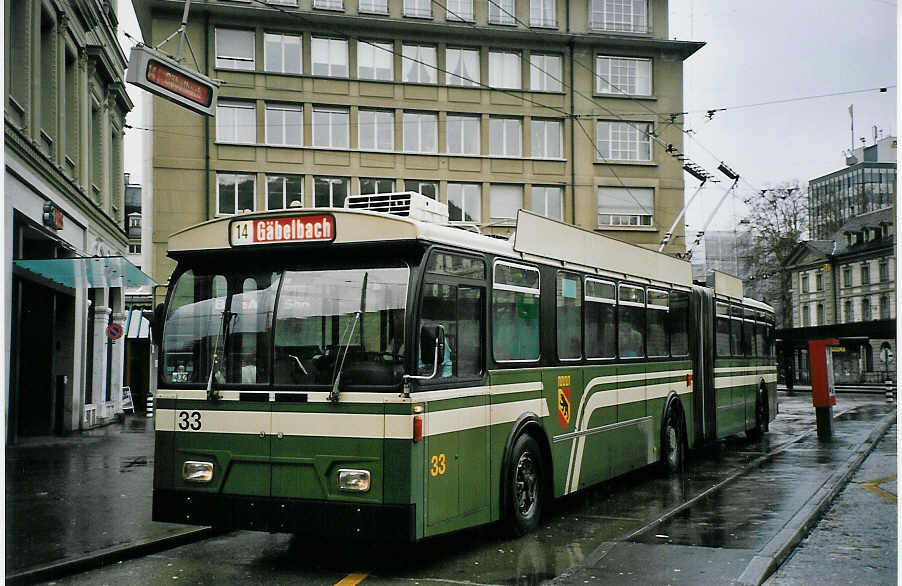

{"left": 557, "top": 387, "right": 571, "bottom": 428}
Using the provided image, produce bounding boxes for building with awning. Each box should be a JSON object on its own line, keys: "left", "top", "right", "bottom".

{"left": 5, "top": 1, "right": 139, "bottom": 442}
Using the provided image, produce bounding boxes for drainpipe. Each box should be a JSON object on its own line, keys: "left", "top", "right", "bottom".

{"left": 569, "top": 39, "right": 576, "bottom": 224}
{"left": 830, "top": 241, "right": 838, "bottom": 323}
{"left": 204, "top": 13, "right": 211, "bottom": 220}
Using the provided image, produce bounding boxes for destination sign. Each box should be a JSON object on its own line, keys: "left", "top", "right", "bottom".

{"left": 146, "top": 60, "right": 212, "bottom": 108}
{"left": 230, "top": 215, "right": 336, "bottom": 246}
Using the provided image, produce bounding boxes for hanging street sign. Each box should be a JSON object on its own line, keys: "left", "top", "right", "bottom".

{"left": 126, "top": 44, "right": 219, "bottom": 116}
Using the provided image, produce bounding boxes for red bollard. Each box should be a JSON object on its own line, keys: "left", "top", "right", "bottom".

{"left": 809, "top": 339, "right": 839, "bottom": 442}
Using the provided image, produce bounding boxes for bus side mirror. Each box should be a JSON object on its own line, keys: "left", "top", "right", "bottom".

{"left": 148, "top": 303, "right": 165, "bottom": 347}
{"left": 420, "top": 325, "right": 445, "bottom": 373}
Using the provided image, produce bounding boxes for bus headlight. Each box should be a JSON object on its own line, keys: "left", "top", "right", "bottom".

{"left": 337, "top": 469, "right": 371, "bottom": 492}
{"left": 182, "top": 461, "right": 214, "bottom": 483}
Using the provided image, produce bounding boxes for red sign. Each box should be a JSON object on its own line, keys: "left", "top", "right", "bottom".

{"left": 107, "top": 323, "right": 124, "bottom": 340}
{"left": 230, "top": 215, "right": 336, "bottom": 247}
{"left": 146, "top": 60, "right": 212, "bottom": 108}
{"left": 42, "top": 202, "right": 64, "bottom": 230}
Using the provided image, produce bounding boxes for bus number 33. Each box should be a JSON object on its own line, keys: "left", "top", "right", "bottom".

{"left": 178, "top": 411, "right": 202, "bottom": 431}
{"left": 430, "top": 453, "right": 447, "bottom": 477}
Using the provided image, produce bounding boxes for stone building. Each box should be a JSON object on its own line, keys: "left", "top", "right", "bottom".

{"left": 132, "top": 0, "right": 704, "bottom": 283}
{"left": 4, "top": 0, "right": 152, "bottom": 441}
{"left": 783, "top": 207, "right": 895, "bottom": 385}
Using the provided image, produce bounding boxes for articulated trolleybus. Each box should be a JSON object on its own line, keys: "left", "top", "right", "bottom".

{"left": 151, "top": 195, "right": 777, "bottom": 540}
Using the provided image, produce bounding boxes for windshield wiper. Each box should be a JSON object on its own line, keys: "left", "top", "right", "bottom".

{"left": 329, "top": 272, "right": 368, "bottom": 404}
{"left": 207, "top": 310, "right": 236, "bottom": 401}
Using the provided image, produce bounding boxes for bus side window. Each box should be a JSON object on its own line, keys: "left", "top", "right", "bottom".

{"left": 557, "top": 271, "right": 582, "bottom": 360}
{"left": 493, "top": 262, "right": 540, "bottom": 362}
{"left": 715, "top": 302, "right": 731, "bottom": 357}
{"left": 646, "top": 288, "right": 670, "bottom": 357}
{"left": 669, "top": 290, "right": 690, "bottom": 356}
{"left": 618, "top": 284, "right": 645, "bottom": 358}
{"left": 585, "top": 279, "right": 616, "bottom": 359}
{"left": 730, "top": 305, "right": 742, "bottom": 356}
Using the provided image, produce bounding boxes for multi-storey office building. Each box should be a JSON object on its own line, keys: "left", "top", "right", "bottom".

{"left": 133, "top": 0, "right": 703, "bottom": 282}
{"left": 783, "top": 207, "right": 895, "bottom": 385}
{"left": 808, "top": 135, "right": 896, "bottom": 239}
{"left": 4, "top": 0, "right": 151, "bottom": 441}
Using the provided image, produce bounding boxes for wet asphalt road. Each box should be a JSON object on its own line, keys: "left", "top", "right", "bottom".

{"left": 39, "top": 395, "right": 894, "bottom": 586}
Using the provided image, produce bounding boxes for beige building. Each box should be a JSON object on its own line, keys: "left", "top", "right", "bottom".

{"left": 4, "top": 0, "right": 151, "bottom": 441}
{"left": 133, "top": 0, "right": 703, "bottom": 282}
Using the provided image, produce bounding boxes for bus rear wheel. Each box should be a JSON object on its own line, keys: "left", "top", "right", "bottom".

{"left": 747, "top": 387, "right": 768, "bottom": 440}
{"left": 506, "top": 434, "right": 544, "bottom": 536}
{"left": 661, "top": 407, "right": 685, "bottom": 474}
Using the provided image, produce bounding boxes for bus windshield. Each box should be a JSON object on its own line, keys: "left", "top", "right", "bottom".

{"left": 161, "top": 264, "right": 410, "bottom": 389}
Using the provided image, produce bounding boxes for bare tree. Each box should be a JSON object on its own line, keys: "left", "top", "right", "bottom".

{"left": 741, "top": 181, "right": 808, "bottom": 328}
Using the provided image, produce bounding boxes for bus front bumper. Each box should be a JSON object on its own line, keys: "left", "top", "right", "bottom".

{"left": 153, "top": 490, "right": 416, "bottom": 540}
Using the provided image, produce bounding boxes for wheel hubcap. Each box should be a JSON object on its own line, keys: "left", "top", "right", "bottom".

{"left": 515, "top": 452, "right": 538, "bottom": 518}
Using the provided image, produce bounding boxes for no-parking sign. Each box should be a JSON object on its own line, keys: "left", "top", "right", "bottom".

{"left": 107, "top": 323, "right": 124, "bottom": 340}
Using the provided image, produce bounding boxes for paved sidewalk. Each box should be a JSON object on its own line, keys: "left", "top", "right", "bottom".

{"left": 765, "top": 423, "right": 897, "bottom": 585}
{"left": 5, "top": 414, "right": 209, "bottom": 582}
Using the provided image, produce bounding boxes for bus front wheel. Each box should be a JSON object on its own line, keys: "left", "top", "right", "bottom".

{"left": 506, "top": 434, "right": 544, "bottom": 536}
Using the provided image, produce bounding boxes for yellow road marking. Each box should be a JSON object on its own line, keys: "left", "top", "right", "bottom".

{"left": 860, "top": 474, "right": 897, "bottom": 504}
{"left": 335, "top": 573, "right": 368, "bottom": 586}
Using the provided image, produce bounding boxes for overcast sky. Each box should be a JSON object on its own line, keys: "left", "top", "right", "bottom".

{"left": 118, "top": 1, "right": 898, "bottom": 232}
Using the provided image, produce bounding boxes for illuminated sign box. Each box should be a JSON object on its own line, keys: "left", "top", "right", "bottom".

{"left": 230, "top": 215, "right": 336, "bottom": 247}
{"left": 126, "top": 44, "right": 219, "bottom": 116}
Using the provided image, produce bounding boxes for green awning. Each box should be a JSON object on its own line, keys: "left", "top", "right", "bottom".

{"left": 13, "top": 257, "right": 156, "bottom": 290}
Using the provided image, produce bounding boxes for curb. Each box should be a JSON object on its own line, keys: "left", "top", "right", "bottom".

{"left": 733, "top": 409, "right": 897, "bottom": 586}
{"left": 5, "top": 527, "right": 218, "bottom": 585}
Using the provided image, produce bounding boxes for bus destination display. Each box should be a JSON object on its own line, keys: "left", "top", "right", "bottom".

{"left": 230, "top": 215, "right": 335, "bottom": 246}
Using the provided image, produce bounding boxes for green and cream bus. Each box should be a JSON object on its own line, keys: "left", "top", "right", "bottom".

{"left": 151, "top": 200, "right": 777, "bottom": 540}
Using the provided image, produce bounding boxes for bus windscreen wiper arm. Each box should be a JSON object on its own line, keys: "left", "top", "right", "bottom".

{"left": 207, "top": 310, "right": 236, "bottom": 401}
{"left": 329, "top": 272, "right": 367, "bottom": 404}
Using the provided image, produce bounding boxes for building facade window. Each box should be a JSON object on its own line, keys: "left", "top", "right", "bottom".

{"left": 489, "top": 0, "right": 516, "bottom": 24}
{"left": 403, "top": 0, "right": 432, "bottom": 17}
{"left": 358, "top": 109, "right": 394, "bottom": 151}
{"left": 312, "top": 107, "right": 350, "bottom": 148}
{"left": 842, "top": 265, "right": 852, "bottom": 287}
{"left": 357, "top": 41, "right": 394, "bottom": 81}
{"left": 446, "top": 0, "right": 474, "bottom": 20}
{"left": 530, "top": 118, "right": 562, "bottom": 158}
{"left": 816, "top": 303, "right": 825, "bottom": 325}
{"left": 265, "top": 103, "right": 302, "bottom": 146}
{"left": 447, "top": 114, "right": 481, "bottom": 155}
{"left": 489, "top": 51, "right": 521, "bottom": 89}
{"left": 597, "top": 186, "right": 653, "bottom": 227}
{"left": 217, "top": 101, "right": 256, "bottom": 144}
{"left": 314, "top": 176, "right": 349, "bottom": 207}
{"left": 529, "top": 54, "right": 562, "bottom": 92}
{"left": 861, "top": 263, "right": 871, "bottom": 285}
{"left": 402, "top": 44, "right": 437, "bottom": 84}
{"left": 802, "top": 304, "right": 810, "bottom": 326}
{"left": 313, "top": 0, "right": 344, "bottom": 10}
{"left": 490, "top": 184, "right": 523, "bottom": 220}
{"left": 595, "top": 56, "right": 651, "bottom": 96}
{"left": 816, "top": 270, "right": 823, "bottom": 291}
{"left": 801, "top": 273, "right": 809, "bottom": 293}
{"left": 405, "top": 180, "right": 438, "bottom": 199}
{"left": 266, "top": 174, "right": 304, "bottom": 209}
{"left": 217, "top": 173, "right": 256, "bottom": 215}
{"left": 530, "top": 0, "right": 556, "bottom": 27}
{"left": 359, "top": 0, "right": 388, "bottom": 14}
{"left": 844, "top": 299, "right": 853, "bottom": 322}
{"left": 360, "top": 177, "right": 395, "bottom": 194}
{"left": 879, "top": 259, "right": 889, "bottom": 282}
{"left": 448, "top": 183, "right": 481, "bottom": 222}
{"left": 595, "top": 121, "right": 652, "bottom": 161}
{"left": 590, "top": 0, "right": 648, "bottom": 33}
{"left": 403, "top": 112, "right": 438, "bottom": 153}
{"left": 531, "top": 186, "right": 563, "bottom": 220}
{"left": 490, "top": 117, "right": 522, "bottom": 157}
{"left": 880, "top": 295, "right": 890, "bottom": 319}
{"left": 862, "top": 297, "right": 872, "bottom": 320}
{"left": 311, "top": 37, "right": 349, "bottom": 77}
{"left": 446, "top": 48, "right": 480, "bottom": 86}
{"left": 216, "top": 28, "right": 256, "bottom": 70}
{"left": 264, "top": 33, "right": 302, "bottom": 74}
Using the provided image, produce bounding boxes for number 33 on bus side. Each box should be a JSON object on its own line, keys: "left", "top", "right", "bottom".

{"left": 178, "top": 411, "right": 202, "bottom": 431}
{"left": 430, "top": 453, "right": 447, "bottom": 476}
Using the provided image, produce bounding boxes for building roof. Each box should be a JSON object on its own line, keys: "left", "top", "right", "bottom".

{"left": 831, "top": 206, "right": 895, "bottom": 255}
